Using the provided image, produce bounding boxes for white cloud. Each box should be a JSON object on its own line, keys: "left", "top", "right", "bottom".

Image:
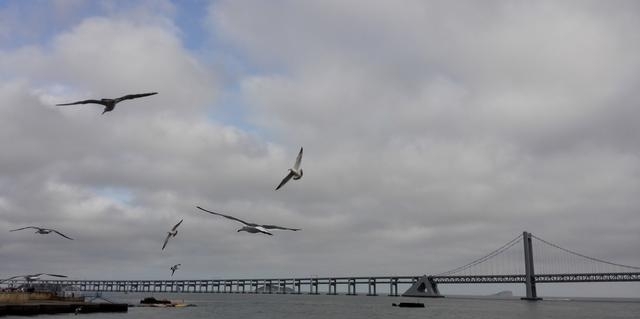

{"left": 206, "top": 0, "right": 640, "bottom": 295}
{"left": 0, "top": 0, "right": 638, "bottom": 297}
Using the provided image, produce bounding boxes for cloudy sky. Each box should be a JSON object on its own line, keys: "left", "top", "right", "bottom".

{"left": 1, "top": 0, "right": 639, "bottom": 297}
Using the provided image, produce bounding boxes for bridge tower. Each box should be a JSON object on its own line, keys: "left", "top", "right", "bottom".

{"left": 522, "top": 231, "right": 541, "bottom": 300}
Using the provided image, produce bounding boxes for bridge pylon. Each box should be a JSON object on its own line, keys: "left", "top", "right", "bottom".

{"left": 402, "top": 275, "right": 443, "bottom": 298}
{"left": 522, "top": 231, "right": 541, "bottom": 300}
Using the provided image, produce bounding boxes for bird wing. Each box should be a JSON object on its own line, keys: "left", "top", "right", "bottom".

{"left": 172, "top": 219, "right": 184, "bottom": 231}
{"left": 252, "top": 226, "right": 274, "bottom": 235}
{"left": 56, "top": 99, "right": 104, "bottom": 106}
{"left": 45, "top": 274, "right": 67, "bottom": 278}
{"left": 9, "top": 226, "right": 39, "bottom": 232}
{"left": 261, "top": 225, "right": 301, "bottom": 231}
{"left": 115, "top": 92, "right": 158, "bottom": 102}
{"left": 0, "top": 275, "right": 23, "bottom": 283}
{"left": 51, "top": 229, "right": 74, "bottom": 240}
{"left": 196, "top": 206, "right": 252, "bottom": 226}
{"left": 293, "top": 147, "right": 303, "bottom": 170}
{"left": 162, "top": 233, "right": 171, "bottom": 250}
{"left": 275, "top": 171, "right": 295, "bottom": 190}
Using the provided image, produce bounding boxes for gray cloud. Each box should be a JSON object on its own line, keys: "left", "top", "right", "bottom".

{"left": 0, "top": 0, "right": 638, "bottom": 297}
{"left": 207, "top": 0, "right": 640, "bottom": 294}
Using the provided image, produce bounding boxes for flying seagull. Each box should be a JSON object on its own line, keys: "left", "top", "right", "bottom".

{"left": 10, "top": 226, "right": 74, "bottom": 240}
{"left": 56, "top": 92, "right": 158, "bottom": 114}
{"left": 275, "top": 147, "right": 304, "bottom": 190}
{"left": 162, "top": 219, "right": 183, "bottom": 250}
{"left": 196, "top": 206, "right": 300, "bottom": 236}
{"left": 170, "top": 264, "right": 181, "bottom": 277}
{"left": 0, "top": 273, "right": 67, "bottom": 283}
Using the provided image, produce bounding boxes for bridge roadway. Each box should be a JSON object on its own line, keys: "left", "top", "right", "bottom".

{"left": 6, "top": 276, "right": 420, "bottom": 296}
{"left": 431, "top": 272, "right": 640, "bottom": 284}
{"left": 6, "top": 272, "right": 639, "bottom": 297}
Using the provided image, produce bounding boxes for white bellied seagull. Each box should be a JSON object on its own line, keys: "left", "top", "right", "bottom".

{"left": 196, "top": 206, "right": 300, "bottom": 236}
{"left": 0, "top": 273, "right": 67, "bottom": 283}
{"left": 10, "top": 226, "right": 74, "bottom": 240}
{"left": 56, "top": 92, "right": 158, "bottom": 114}
{"left": 275, "top": 147, "right": 304, "bottom": 190}
{"left": 170, "top": 264, "right": 181, "bottom": 276}
{"left": 162, "top": 219, "right": 183, "bottom": 250}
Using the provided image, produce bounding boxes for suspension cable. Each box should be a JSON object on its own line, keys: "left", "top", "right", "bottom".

{"left": 436, "top": 234, "right": 523, "bottom": 276}
{"left": 531, "top": 234, "right": 640, "bottom": 271}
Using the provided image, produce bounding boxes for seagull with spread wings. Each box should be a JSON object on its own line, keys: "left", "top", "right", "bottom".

{"left": 0, "top": 273, "right": 67, "bottom": 283}
{"left": 162, "top": 219, "right": 183, "bottom": 250}
{"left": 56, "top": 92, "right": 158, "bottom": 114}
{"left": 10, "top": 226, "right": 74, "bottom": 240}
{"left": 170, "top": 264, "right": 181, "bottom": 277}
{"left": 275, "top": 147, "right": 304, "bottom": 190}
{"left": 196, "top": 206, "right": 300, "bottom": 236}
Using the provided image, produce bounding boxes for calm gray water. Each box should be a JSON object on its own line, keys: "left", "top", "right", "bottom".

{"left": 7, "top": 293, "right": 640, "bottom": 319}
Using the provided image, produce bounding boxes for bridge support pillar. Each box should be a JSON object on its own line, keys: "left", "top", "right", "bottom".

{"left": 367, "top": 278, "right": 377, "bottom": 296}
{"left": 310, "top": 279, "right": 319, "bottom": 295}
{"left": 389, "top": 278, "right": 399, "bottom": 297}
{"left": 347, "top": 279, "right": 357, "bottom": 295}
{"left": 522, "top": 231, "right": 542, "bottom": 301}
{"left": 294, "top": 279, "right": 301, "bottom": 294}
{"left": 402, "top": 275, "right": 443, "bottom": 298}
{"left": 277, "top": 280, "right": 286, "bottom": 294}
{"left": 327, "top": 279, "right": 338, "bottom": 295}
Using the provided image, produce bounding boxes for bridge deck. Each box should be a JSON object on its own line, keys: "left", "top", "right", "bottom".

{"left": 431, "top": 272, "right": 640, "bottom": 284}
{"left": 1, "top": 276, "right": 420, "bottom": 296}
{"left": 3, "top": 272, "right": 638, "bottom": 295}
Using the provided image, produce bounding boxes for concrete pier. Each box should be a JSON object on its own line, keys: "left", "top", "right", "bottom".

{"left": 0, "top": 292, "right": 127, "bottom": 317}
{"left": 0, "top": 302, "right": 128, "bottom": 316}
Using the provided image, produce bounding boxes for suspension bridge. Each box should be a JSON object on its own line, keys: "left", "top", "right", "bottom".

{"left": 410, "top": 231, "right": 640, "bottom": 300}
{"left": 2, "top": 232, "right": 638, "bottom": 300}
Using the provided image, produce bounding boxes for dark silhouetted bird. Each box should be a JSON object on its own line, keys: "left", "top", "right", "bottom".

{"left": 162, "top": 219, "right": 183, "bottom": 250}
{"left": 170, "top": 264, "right": 181, "bottom": 276}
{"left": 10, "top": 226, "right": 73, "bottom": 240}
{"left": 196, "top": 206, "right": 300, "bottom": 236}
{"left": 56, "top": 92, "right": 158, "bottom": 114}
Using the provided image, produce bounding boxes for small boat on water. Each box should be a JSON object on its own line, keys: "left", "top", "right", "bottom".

{"left": 392, "top": 302, "right": 425, "bottom": 308}
{"left": 138, "top": 297, "right": 196, "bottom": 308}
{"left": 140, "top": 297, "right": 171, "bottom": 305}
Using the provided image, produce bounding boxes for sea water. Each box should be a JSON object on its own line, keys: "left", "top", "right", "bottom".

{"left": 6, "top": 293, "right": 640, "bottom": 319}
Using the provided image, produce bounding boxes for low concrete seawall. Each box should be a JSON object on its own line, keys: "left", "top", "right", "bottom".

{"left": 0, "top": 293, "right": 28, "bottom": 304}
{"left": 0, "top": 303, "right": 128, "bottom": 316}
{"left": 0, "top": 292, "right": 126, "bottom": 316}
{"left": 0, "top": 292, "right": 84, "bottom": 304}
